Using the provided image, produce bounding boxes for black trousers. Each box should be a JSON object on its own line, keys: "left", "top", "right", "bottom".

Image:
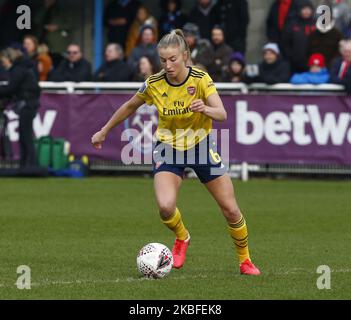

{"left": 19, "top": 107, "right": 37, "bottom": 167}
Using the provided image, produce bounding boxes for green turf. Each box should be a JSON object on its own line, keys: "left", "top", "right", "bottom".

{"left": 0, "top": 177, "right": 350, "bottom": 299}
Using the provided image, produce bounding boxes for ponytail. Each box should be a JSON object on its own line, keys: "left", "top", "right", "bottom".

{"left": 157, "top": 29, "right": 192, "bottom": 66}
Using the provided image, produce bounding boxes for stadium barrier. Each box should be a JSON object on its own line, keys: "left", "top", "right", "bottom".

{"left": 1, "top": 82, "right": 351, "bottom": 179}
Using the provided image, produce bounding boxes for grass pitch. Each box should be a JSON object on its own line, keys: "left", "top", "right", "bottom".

{"left": 0, "top": 177, "right": 350, "bottom": 299}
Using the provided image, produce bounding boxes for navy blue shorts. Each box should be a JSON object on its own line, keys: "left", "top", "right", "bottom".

{"left": 153, "top": 135, "right": 227, "bottom": 184}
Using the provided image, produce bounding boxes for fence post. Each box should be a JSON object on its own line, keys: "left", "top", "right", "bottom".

{"left": 241, "top": 162, "right": 249, "bottom": 182}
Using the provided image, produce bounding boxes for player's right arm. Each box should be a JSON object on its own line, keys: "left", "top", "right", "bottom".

{"left": 91, "top": 94, "right": 145, "bottom": 149}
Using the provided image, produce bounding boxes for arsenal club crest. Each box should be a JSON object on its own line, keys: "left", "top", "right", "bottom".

{"left": 187, "top": 86, "right": 196, "bottom": 95}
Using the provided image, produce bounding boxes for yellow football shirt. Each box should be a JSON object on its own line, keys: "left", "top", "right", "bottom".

{"left": 136, "top": 66, "right": 217, "bottom": 151}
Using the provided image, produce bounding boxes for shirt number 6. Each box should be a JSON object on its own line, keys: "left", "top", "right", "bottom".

{"left": 209, "top": 149, "right": 221, "bottom": 164}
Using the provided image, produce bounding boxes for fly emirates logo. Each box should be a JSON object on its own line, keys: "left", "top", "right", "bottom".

{"left": 236, "top": 101, "right": 351, "bottom": 146}
{"left": 163, "top": 101, "right": 191, "bottom": 116}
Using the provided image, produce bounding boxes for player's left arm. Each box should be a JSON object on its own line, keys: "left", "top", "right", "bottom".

{"left": 190, "top": 93, "right": 227, "bottom": 122}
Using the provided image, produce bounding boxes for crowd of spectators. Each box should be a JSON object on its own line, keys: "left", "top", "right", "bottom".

{"left": 0, "top": 0, "right": 351, "bottom": 92}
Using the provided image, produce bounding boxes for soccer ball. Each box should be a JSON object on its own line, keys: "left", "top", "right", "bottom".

{"left": 137, "top": 243, "right": 173, "bottom": 279}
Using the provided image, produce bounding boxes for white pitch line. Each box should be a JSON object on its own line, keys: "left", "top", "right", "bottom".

{"left": 0, "top": 269, "right": 350, "bottom": 289}
{"left": 0, "top": 274, "right": 209, "bottom": 289}
{"left": 272, "top": 268, "right": 351, "bottom": 275}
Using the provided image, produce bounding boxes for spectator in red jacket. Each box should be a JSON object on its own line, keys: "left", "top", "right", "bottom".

{"left": 282, "top": 0, "right": 316, "bottom": 73}
{"left": 266, "top": 0, "right": 300, "bottom": 50}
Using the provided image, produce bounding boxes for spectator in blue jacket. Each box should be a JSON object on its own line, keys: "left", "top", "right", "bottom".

{"left": 290, "top": 53, "right": 330, "bottom": 84}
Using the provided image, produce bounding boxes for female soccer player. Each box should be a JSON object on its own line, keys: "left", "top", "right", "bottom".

{"left": 91, "top": 29, "right": 260, "bottom": 275}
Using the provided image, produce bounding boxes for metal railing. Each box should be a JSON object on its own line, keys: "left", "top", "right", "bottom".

{"left": 40, "top": 81, "right": 350, "bottom": 179}
{"left": 1, "top": 81, "right": 349, "bottom": 179}
{"left": 38, "top": 81, "right": 346, "bottom": 95}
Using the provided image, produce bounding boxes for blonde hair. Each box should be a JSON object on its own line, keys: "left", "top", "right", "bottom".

{"left": 38, "top": 43, "right": 50, "bottom": 55}
{"left": 0, "top": 47, "right": 23, "bottom": 62}
{"left": 157, "top": 29, "right": 192, "bottom": 65}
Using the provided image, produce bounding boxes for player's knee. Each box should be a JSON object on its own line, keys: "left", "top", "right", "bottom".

{"left": 223, "top": 207, "right": 242, "bottom": 223}
{"left": 158, "top": 201, "right": 176, "bottom": 219}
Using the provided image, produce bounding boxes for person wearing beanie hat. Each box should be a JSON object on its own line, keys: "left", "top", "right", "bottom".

{"left": 244, "top": 42, "right": 290, "bottom": 84}
{"left": 290, "top": 52, "right": 330, "bottom": 84}
{"left": 222, "top": 52, "right": 246, "bottom": 82}
{"left": 308, "top": 53, "right": 326, "bottom": 69}
{"left": 263, "top": 43, "right": 280, "bottom": 56}
{"left": 230, "top": 52, "right": 246, "bottom": 66}
{"left": 263, "top": 42, "right": 279, "bottom": 62}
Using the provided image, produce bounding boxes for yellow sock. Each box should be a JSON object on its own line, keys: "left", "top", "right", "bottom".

{"left": 161, "top": 207, "right": 189, "bottom": 241}
{"left": 228, "top": 215, "right": 250, "bottom": 264}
